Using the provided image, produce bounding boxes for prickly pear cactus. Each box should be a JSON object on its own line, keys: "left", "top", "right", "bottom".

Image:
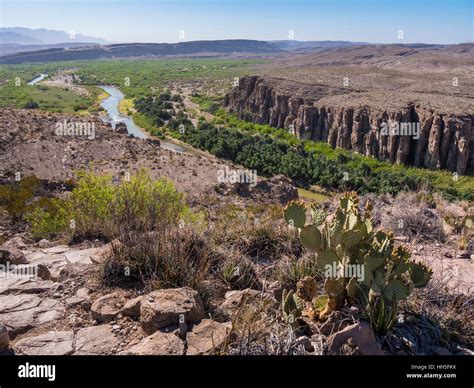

{"left": 281, "top": 289, "right": 304, "bottom": 328}
{"left": 282, "top": 192, "right": 433, "bottom": 333}
{"left": 283, "top": 201, "right": 306, "bottom": 229}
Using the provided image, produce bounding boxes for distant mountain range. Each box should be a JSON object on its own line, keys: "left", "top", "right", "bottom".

{"left": 270, "top": 40, "right": 370, "bottom": 52}
{"left": 0, "top": 40, "right": 284, "bottom": 64}
{"left": 0, "top": 27, "right": 460, "bottom": 64}
{"left": 0, "top": 27, "right": 110, "bottom": 45}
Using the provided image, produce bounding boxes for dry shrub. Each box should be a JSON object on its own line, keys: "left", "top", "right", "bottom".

{"left": 213, "top": 219, "right": 301, "bottom": 263}
{"left": 383, "top": 193, "right": 445, "bottom": 242}
{"left": 223, "top": 294, "right": 313, "bottom": 355}
{"left": 275, "top": 254, "right": 322, "bottom": 287}
{"left": 384, "top": 273, "right": 474, "bottom": 354}
{"left": 219, "top": 255, "right": 260, "bottom": 290}
{"left": 102, "top": 225, "right": 219, "bottom": 292}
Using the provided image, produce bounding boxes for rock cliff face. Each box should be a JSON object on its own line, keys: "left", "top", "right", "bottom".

{"left": 224, "top": 76, "right": 473, "bottom": 175}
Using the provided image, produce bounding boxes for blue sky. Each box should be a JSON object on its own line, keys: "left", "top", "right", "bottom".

{"left": 1, "top": 0, "right": 472, "bottom": 44}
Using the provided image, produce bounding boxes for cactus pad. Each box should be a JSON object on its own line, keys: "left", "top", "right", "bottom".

{"left": 300, "top": 225, "right": 322, "bottom": 251}
{"left": 283, "top": 201, "right": 306, "bottom": 229}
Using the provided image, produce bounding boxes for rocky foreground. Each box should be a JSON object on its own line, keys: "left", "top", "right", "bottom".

{"left": 0, "top": 237, "right": 232, "bottom": 355}
{"left": 0, "top": 214, "right": 474, "bottom": 355}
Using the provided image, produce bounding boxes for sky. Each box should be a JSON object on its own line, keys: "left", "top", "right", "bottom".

{"left": 1, "top": 0, "right": 473, "bottom": 44}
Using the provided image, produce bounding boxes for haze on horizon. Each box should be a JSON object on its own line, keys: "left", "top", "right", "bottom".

{"left": 1, "top": 0, "right": 473, "bottom": 45}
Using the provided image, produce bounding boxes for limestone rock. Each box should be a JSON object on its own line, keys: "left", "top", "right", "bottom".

{"left": 0, "top": 294, "right": 64, "bottom": 338}
{"left": 3, "top": 236, "right": 27, "bottom": 250}
{"left": 0, "top": 246, "right": 28, "bottom": 265}
{"left": 140, "top": 287, "right": 204, "bottom": 335}
{"left": 37, "top": 239, "right": 51, "bottom": 248}
{"left": 90, "top": 240, "right": 122, "bottom": 264}
{"left": 324, "top": 322, "right": 384, "bottom": 355}
{"left": 14, "top": 331, "right": 74, "bottom": 355}
{"left": 186, "top": 319, "right": 232, "bottom": 355}
{"left": 122, "top": 331, "right": 185, "bottom": 355}
{"left": 224, "top": 76, "right": 473, "bottom": 175}
{"left": 74, "top": 325, "right": 120, "bottom": 355}
{"left": 121, "top": 296, "right": 143, "bottom": 317}
{"left": 219, "top": 289, "right": 262, "bottom": 316}
{"left": 91, "top": 291, "right": 126, "bottom": 323}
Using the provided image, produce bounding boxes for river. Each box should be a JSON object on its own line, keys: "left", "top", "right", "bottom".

{"left": 27, "top": 73, "right": 48, "bottom": 85}
{"left": 99, "top": 85, "right": 185, "bottom": 153}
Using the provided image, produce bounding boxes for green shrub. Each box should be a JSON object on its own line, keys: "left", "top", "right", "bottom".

{"left": 28, "top": 198, "right": 69, "bottom": 239}
{"left": 172, "top": 120, "right": 473, "bottom": 201}
{"left": 24, "top": 100, "right": 39, "bottom": 109}
{"left": 0, "top": 175, "right": 41, "bottom": 221}
{"left": 26, "top": 170, "right": 200, "bottom": 241}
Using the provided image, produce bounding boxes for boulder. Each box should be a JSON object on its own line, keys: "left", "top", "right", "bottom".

{"left": 140, "top": 287, "right": 204, "bottom": 335}
{"left": 324, "top": 322, "right": 384, "bottom": 355}
{"left": 14, "top": 331, "right": 74, "bottom": 355}
{"left": 90, "top": 240, "right": 121, "bottom": 264}
{"left": 0, "top": 246, "right": 28, "bottom": 265}
{"left": 91, "top": 291, "right": 126, "bottom": 323}
{"left": 37, "top": 264, "right": 52, "bottom": 281}
{"left": 186, "top": 319, "right": 232, "bottom": 355}
{"left": 122, "top": 331, "right": 185, "bottom": 355}
{"left": 219, "top": 289, "right": 262, "bottom": 316}
{"left": 121, "top": 296, "right": 143, "bottom": 317}
{"left": 3, "top": 236, "right": 27, "bottom": 250}
{"left": 37, "top": 239, "right": 51, "bottom": 248}
{"left": 115, "top": 123, "right": 128, "bottom": 134}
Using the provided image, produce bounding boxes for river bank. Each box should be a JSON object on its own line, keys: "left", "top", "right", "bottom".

{"left": 98, "top": 85, "right": 187, "bottom": 153}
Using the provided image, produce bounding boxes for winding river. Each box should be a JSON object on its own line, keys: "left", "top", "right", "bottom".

{"left": 28, "top": 75, "right": 184, "bottom": 153}
{"left": 99, "top": 85, "right": 185, "bottom": 153}
{"left": 27, "top": 73, "right": 48, "bottom": 85}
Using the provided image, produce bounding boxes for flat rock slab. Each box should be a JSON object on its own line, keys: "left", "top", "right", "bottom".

{"left": 186, "top": 319, "right": 232, "bottom": 355}
{"left": 25, "top": 247, "right": 99, "bottom": 279}
{"left": 0, "top": 276, "right": 35, "bottom": 295}
{"left": 140, "top": 287, "right": 205, "bottom": 335}
{"left": 0, "top": 294, "right": 64, "bottom": 338}
{"left": 13, "top": 331, "right": 74, "bottom": 355}
{"left": 74, "top": 325, "right": 120, "bottom": 355}
{"left": 64, "top": 248, "right": 98, "bottom": 266}
{"left": 0, "top": 278, "right": 56, "bottom": 295}
{"left": 40, "top": 246, "right": 71, "bottom": 254}
{"left": 122, "top": 331, "right": 185, "bottom": 355}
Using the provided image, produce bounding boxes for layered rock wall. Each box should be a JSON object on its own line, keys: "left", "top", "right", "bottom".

{"left": 224, "top": 76, "right": 473, "bottom": 174}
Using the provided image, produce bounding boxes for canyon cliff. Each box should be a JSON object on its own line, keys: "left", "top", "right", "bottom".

{"left": 224, "top": 76, "right": 473, "bottom": 175}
